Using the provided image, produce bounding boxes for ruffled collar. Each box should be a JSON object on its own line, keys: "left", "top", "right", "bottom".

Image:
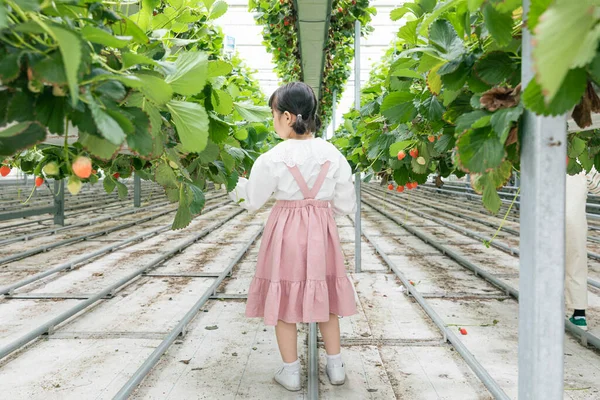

{"left": 266, "top": 137, "right": 340, "bottom": 167}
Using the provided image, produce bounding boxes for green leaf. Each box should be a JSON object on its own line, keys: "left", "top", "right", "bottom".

{"left": 393, "top": 167, "right": 410, "bottom": 185}
{"left": 81, "top": 26, "right": 131, "bottom": 48}
{"left": 47, "top": 25, "right": 82, "bottom": 106}
{"left": 28, "top": 52, "right": 66, "bottom": 84}
{"left": 167, "top": 101, "right": 210, "bottom": 153}
{"left": 0, "top": 121, "right": 46, "bottom": 157}
{"left": 572, "top": 24, "right": 600, "bottom": 69}
{"left": 104, "top": 176, "right": 116, "bottom": 194}
{"left": 156, "top": 163, "right": 178, "bottom": 188}
{"left": 568, "top": 136, "right": 587, "bottom": 158}
{"left": 398, "top": 19, "right": 420, "bottom": 45}
{"left": 79, "top": 132, "right": 120, "bottom": 160}
{"left": 419, "top": 0, "right": 466, "bottom": 36}
{"left": 212, "top": 89, "right": 233, "bottom": 115}
{"left": 121, "top": 53, "right": 157, "bottom": 69}
{"left": 113, "top": 17, "right": 148, "bottom": 44}
{"left": 468, "top": 0, "right": 485, "bottom": 12}
{"left": 116, "top": 180, "right": 128, "bottom": 199}
{"left": 474, "top": 51, "right": 517, "bottom": 85}
{"left": 0, "top": 52, "right": 21, "bottom": 83}
{"left": 490, "top": 104, "right": 523, "bottom": 142}
{"left": 165, "top": 52, "right": 208, "bottom": 96}
{"left": 390, "top": 68, "right": 424, "bottom": 80}
{"left": 440, "top": 59, "right": 471, "bottom": 90}
{"left": 417, "top": 53, "right": 445, "bottom": 73}
{"left": 234, "top": 128, "right": 248, "bottom": 141}
{"left": 483, "top": 3, "right": 513, "bottom": 47}
{"left": 527, "top": 0, "right": 552, "bottom": 31}
{"left": 423, "top": 96, "right": 444, "bottom": 121}
{"left": 35, "top": 91, "right": 65, "bottom": 134}
{"left": 429, "top": 19, "right": 464, "bottom": 58}
{"left": 523, "top": 68, "right": 587, "bottom": 116}
{"left": 173, "top": 199, "right": 193, "bottom": 230}
{"left": 456, "top": 110, "right": 492, "bottom": 132}
{"left": 381, "top": 92, "right": 417, "bottom": 124}
{"left": 471, "top": 161, "right": 512, "bottom": 213}
{"left": 189, "top": 184, "right": 206, "bottom": 214}
{"left": 88, "top": 98, "right": 126, "bottom": 146}
{"left": 233, "top": 102, "right": 271, "bottom": 122}
{"left": 389, "top": 140, "right": 413, "bottom": 157}
{"left": 123, "top": 107, "right": 153, "bottom": 156}
{"left": 456, "top": 127, "right": 505, "bottom": 173}
{"left": 197, "top": 141, "right": 220, "bottom": 163}
{"left": 0, "top": 3, "right": 7, "bottom": 30}
{"left": 208, "top": 0, "right": 228, "bottom": 20}
{"left": 532, "top": 1, "right": 596, "bottom": 102}
{"left": 208, "top": 60, "right": 233, "bottom": 78}
{"left": 427, "top": 65, "right": 443, "bottom": 95}
{"left": 391, "top": 6, "right": 413, "bottom": 20}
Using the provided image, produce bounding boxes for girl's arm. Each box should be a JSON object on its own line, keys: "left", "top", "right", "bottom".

{"left": 228, "top": 155, "right": 277, "bottom": 212}
{"left": 332, "top": 155, "right": 357, "bottom": 216}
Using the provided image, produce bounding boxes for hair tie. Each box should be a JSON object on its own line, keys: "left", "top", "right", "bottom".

{"left": 297, "top": 114, "right": 303, "bottom": 122}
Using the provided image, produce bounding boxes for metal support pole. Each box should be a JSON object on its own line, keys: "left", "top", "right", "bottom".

{"left": 134, "top": 173, "right": 141, "bottom": 208}
{"left": 308, "top": 322, "right": 318, "bottom": 399}
{"left": 354, "top": 20, "right": 361, "bottom": 274}
{"left": 53, "top": 179, "right": 64, "bottom": 226}
{"left": 518, "top": 1, "right": 566, "bottom": 398}
{"left": 331, "top": 90, "right": 337, "bottom": 140}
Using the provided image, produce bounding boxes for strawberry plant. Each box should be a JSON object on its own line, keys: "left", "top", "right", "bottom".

{"left": 0, "top": 0, "right": 275, "bottom": 229}
{"left": 249, "top": 0, "right": 376, "bottom": 129}
{"left": 333, "top": 0, "right": 600, "bottom": 214}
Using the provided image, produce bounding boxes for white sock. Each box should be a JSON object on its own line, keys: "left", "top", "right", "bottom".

{"left": 326, "top": 352, "right": 343, "bottom": 367}
{"left": 283, "top": 359, "right": 300, "bottom": 373}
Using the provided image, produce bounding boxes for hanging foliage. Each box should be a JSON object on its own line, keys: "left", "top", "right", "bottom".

{"left": 0, "top": 0, "right": 274, "bottom": 229}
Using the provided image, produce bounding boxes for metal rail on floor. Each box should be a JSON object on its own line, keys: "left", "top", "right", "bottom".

{"left": 0, "top": 208, "right": 245, "bottom": 361}
{"left": 348, "top": 215, "right": 511, "bottom": 400}
{"left": 0, "top": 200, "right": 233, "bottom": 295}
{"left": 113, "top": 226, "right": 263, "bottom": 399}
{"left": 361, "top": 197, "right": 600, "bottom": 352}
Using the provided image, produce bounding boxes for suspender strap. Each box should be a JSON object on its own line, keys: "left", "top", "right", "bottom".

{"left": 287, "top": 161, "right": 331, "bottom": 200}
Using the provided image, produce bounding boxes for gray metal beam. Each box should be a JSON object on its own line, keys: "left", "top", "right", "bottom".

{"left": 518, "top": 1, "right": 566, "bottom": 398}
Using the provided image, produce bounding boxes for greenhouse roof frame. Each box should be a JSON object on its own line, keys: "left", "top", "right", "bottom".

{"left": 293, "top": 0, "right": 333, "bottom": 100}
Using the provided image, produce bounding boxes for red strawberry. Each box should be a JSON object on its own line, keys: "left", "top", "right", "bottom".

{"left": 352, "top": 0, "right": 356, "bottom": 4}
{"left": 397, "top": 150, "right": 406, "bottom": 160}
{"left": 338, "top": 7, "right": 343, "bottom": 12}
{"left": 566, "top": 156, "right": 569, "bottom": 165}
{"left": 396, "top": 185, "right": 404, "bottom": 193}
{"left": 0, "top": 165, "right": 10, "bottom": 177}
{"left": 92, "top": 169, "right": 97, "bottom": 174}
{"left": 409, "top": 148, "right": 419, "bottom": 158}
{"left": 35, "top": 177, "right": 44, "bottom": 187}
{"left": 413, "top": 182, "right": 418, "bottom": 188}
{"left": 428, "top": 135, "right": 435, "bottom": 142}
{"left": 459, "top": 328, "right": 467, "bottom": 335}
{"left": 409, "top": 280, "right": 415, "bottom": 286}
{"left": 113, "top": 173, "right": 120, "bottom": 179}
{"left": 284, "top": 18, "right": 290, "bottom": 26}
{"left": 407, "top": 182, "right": 415, "bottom": 190}
{"left": 388, "top": 184, "right": 394, "bottom": 190}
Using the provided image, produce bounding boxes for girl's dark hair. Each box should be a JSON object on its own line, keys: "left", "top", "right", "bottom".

{"left": 268, "top": 82, "right": 322, "bottom": 134}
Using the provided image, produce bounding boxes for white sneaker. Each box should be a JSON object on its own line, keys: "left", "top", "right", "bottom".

{"left": 274, "top": 366, "right": 302, "bottom": 391}
{"left": 326, "top": 362, "right": 346, "bottom": 385}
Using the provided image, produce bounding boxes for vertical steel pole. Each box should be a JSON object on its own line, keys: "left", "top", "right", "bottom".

{"left": 134, "top": 173, "right": 141, "bottom": 208}
{"left": 308, "top": 323, "right": 318, "bottom": 399}
{"left": 331, "top": 90, "right": 337, "bottom": 140}
{"left": 354, "top": 20, "right": 361, "bottom": 274}
{"left": 519, "top": 1, "right": 566, "bottom": 398}
{"left": 53, "top": 179, "right": 65, "bottom": 226}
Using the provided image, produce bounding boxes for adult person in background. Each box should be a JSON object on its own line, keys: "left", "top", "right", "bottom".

{"left": 565, "top": 167, "right": 600, "bottom": 331}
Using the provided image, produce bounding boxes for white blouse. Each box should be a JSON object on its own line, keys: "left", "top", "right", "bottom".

{"left": 228, "top": 137, "right": 356, "bottom": 215}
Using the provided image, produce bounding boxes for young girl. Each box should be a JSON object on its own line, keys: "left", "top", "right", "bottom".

{"left": 228, "top": 82, "right": 358, "bottom": 391}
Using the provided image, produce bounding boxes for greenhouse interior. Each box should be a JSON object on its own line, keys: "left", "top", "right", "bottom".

{"left": 0, "top": 0, "right": 599, "bottom": 399}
